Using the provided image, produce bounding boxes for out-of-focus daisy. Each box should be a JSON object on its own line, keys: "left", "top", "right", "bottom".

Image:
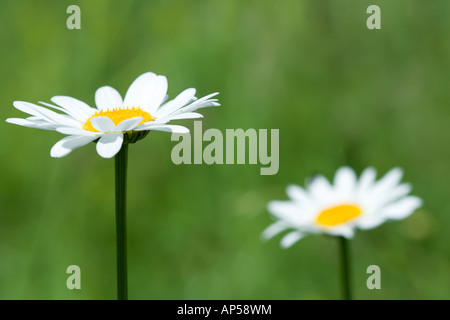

{"left": 263, "top": 166, "right": 423, "bottom": 248}
{"left": 6, "top": 72, "right": 219, "bottom": 158}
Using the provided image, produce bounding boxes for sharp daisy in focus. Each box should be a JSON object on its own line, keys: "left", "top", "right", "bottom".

{"left": 5, "top": 71, "right": 219, "bottom": 300}
{"left": 6, "top": 72, "right": 220, "bottom": 158}
{"left": 263, "top": 166, "right": 423, "bottom": 248}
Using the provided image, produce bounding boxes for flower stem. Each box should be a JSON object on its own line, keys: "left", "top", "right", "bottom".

{"left": 115, "top": 143, "right": 128, "bottom": 300}
{"left": 339, "top": 236, "right": 352, "bottom": 300}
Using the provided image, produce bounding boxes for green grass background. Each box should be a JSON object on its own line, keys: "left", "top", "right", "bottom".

{"left": 0, "top": 0, "right": 449, "bottom": 299}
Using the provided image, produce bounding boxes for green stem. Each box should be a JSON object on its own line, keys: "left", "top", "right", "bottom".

{"left": 115, "top": 143, "right": 128, "bottom": 300}
{"left": 339, "top": 236, "right": 352, "bottom": 300}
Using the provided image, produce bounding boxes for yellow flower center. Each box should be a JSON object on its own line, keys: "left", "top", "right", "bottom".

{"left": 315, "top": 204, "right": 362, "bottom": 227}
{"left": 82, "top": 107, "right": 156, "bottom": 132}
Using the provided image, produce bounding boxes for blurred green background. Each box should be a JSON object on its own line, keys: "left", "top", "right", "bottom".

{"left": 0, "top": 0, "right": 449, "bottom": 300}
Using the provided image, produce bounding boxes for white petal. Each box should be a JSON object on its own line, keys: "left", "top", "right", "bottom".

{"left": 95, "top": 86, "right": 123, "bottom": 110}
{"left": 38, "top": 101, "right": 67, "bottom": 113}
{"left": 180, "top": 92, "right": 220, "bottom": 113}
{"left": 161, "top": 94, "right": 169, "bottom": 104}
{"left": 267, "top": 200, "right": 306, "bottom": 226}
{"left": 16, "top": 117, "right": 59, "bottom": 130}
{"left": 51, "top": 96, "right": 96, "bottom": 122}
{"left": 6, "top": 117, "right": 53, "bottom": 130}
{"left": 327, "top": 226, "right": 355, "bottom": 239}
{"left": 50, "top": 135, "right": 96, "bottom": 158}
{"left": 371, "top": 167, "right": 404, "bottom": 196}
{"left": 96, "top": 133, "right": 124, "bottom": 158}
{"left": 261, "top": 221, "right": 289, "bottom": 240}
{"left": 115, "top": 117, "right": 143, "bottom": 131}
{"left": 56, "top": 126, "right": 99, "bottom": 136}
{"left": 124, "top": 73, "right": 168, "bottom": 113}
{"left": 162, "top": 112, "right": 204, "bottom": 121}
{"left": 356, "top": 167, "right": 377, "bottom": 197}
{"left": 139, "top": 117, "right": 169, "bottom": 126}
{"left": 155, "top": 88, "right": 197, "bottom": 117}
{"left": 356, "top": 215, "right": 386, "bottom": 230}
{"left": 286, "top": 184, "right": 312, "bottom": 207}
{"left": 135, "top": 124, "right": 189, "bottom": 133}
{"left": 186, "top": 100, "right": 220, "bottom": 111}
{"left": 123, "top": 72, "right": 156, "bottom": 106}
{"left": 308, "top": 175, "right": 334, "bottom": 203}
{"left": 13, "top": 101, "right": 80, "bottom": 127}
{"left": 173, "top": 88, "right": 197, "bottom": 105}
{"left": 380, "top": 196, "right": 422, "bottom": 220}
{"left": 145, "top": 76, "right": 168, "bottom": 113}
{"left": 12, "top": 101, "right": 49, "bottom": 118}
{"left": 280, "top": 231, "right": 303, "bottom": 248}
{"left": 90, "top": 116, "right": 116, "bottom": 132}
{"left": 334, "top": 166, "right": 357, "bottom": 196}
{"left": 373, "top": 183, "right": 412, "bottom": 208}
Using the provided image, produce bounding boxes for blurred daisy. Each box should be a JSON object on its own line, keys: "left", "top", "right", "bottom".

{"left": 263, "top": 166, "right": 423, "bottom": 248}
{"left": 6, "top": 72, "right": 219, "bottom": 158}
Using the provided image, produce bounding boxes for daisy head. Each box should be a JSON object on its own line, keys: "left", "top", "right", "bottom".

{"left": 6, "top": 72, "right": 220, "bottom": 158}
{"left": 263, "top": 166, "right": 423, "bottom": 248}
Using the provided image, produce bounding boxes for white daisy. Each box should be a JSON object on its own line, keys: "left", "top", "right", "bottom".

{"left": 262, "top": 166, "right": 423, "bottom": 248}
{"left": 6, "top": 72, "right": 220, "bottom": 158}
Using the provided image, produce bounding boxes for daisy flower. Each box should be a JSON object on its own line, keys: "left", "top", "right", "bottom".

{"left": 263, "top": 166, "right": 423, "bottom": 248}
{"left": 6, "top": 72, "right": 220, "bottom": 158}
